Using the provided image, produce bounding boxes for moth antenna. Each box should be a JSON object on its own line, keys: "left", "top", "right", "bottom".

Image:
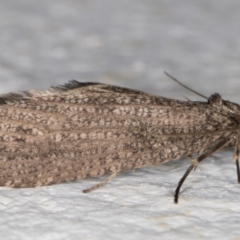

{"left": 164, "top": 71, "right": 208, "bottom": 100}
{"left": 181, "top": 95, "right": 191, "bottom": 101}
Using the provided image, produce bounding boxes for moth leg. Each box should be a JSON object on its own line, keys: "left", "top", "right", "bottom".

{"left": 235, "top": 159, "right": 240, "bottom": 183}
{"left": 174, "top": 137, "right": 230, "bottom": 204}
{"left": 233, "top": 132, "right": 240, "bottom": 183}
{"left": 83, "top": 172, "right": 119, "bottom": 193}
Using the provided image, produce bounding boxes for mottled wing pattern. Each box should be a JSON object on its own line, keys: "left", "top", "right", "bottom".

{"left": 0, "top": 81, "right": 237, "bottom": 188}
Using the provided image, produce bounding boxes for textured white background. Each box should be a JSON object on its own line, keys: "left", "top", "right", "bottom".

{"left": 1, "top": 1, "right": 240, "bottom": 239}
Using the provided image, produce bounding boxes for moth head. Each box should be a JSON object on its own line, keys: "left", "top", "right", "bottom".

{"left": 208, "top": 93, "right": 240, "bottom": 114}
{"left": 208, "top": 93, "right": 240, "bottom": 115}
{"left": 208, "top": 93, "right": 222, "bottom": 106}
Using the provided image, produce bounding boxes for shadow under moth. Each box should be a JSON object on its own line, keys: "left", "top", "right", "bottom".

{"left": 0, "top": 74, "right": 239, "bottom": 203}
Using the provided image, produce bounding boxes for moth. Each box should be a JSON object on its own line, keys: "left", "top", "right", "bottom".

{"left": 0, "top": 74, "right": 239, "bottom": 204}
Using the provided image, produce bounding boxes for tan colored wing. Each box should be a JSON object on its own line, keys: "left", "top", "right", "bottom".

{"left": 0, "top": 81, "right": 237, "bottom": 187}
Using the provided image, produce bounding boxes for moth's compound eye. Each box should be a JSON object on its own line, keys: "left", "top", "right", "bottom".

{"left": 208, "top": 93, "right": 223, "bottom": 106}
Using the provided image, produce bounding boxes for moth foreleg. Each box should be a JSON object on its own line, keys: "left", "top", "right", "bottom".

{"left": 83, "top": 171, "right": 119, "bottom": 193}
{"left": 233, "top": 132, "right": 240, "bottom": 183}
{"left": 174, "top": 137, "right": 230, "bottom": 204}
